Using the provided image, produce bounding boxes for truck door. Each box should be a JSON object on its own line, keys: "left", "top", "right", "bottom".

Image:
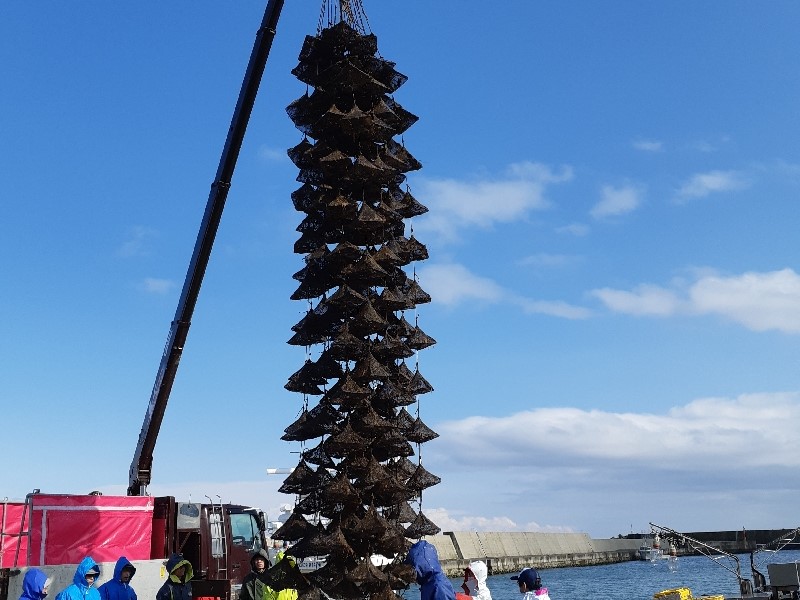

{"left": 227, "top": 511, "right": 263, "bottom": 585}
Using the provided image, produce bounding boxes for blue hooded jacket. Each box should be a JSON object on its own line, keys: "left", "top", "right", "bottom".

{"left": 55, "top": 557, "right": 101, "bottom": 600}
{"left": 405, "top": 541, "right": 456, "bottom": 600}
{"left": 155, "top": 554, "right": 193, "bottom": 600}
{"left": 98, "top": 557, "right": 137, "bottom": 600}
{"left": 20, "top": 568, "right": 49, "bottom": 600}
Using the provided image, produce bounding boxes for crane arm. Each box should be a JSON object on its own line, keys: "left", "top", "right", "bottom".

{"left": 649, "top": 522, "right": 743, "bottom": 584}
{"left": 128, "top": 0, "right": 286, "bottom": 496}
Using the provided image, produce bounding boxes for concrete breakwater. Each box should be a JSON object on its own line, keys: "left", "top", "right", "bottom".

{"left": 426, "top": 531, "right": 641, "bottom": 577}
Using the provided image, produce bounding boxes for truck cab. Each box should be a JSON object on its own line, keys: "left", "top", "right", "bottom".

{"left": 158, "top": 499, "right": 266, "bottom": 590}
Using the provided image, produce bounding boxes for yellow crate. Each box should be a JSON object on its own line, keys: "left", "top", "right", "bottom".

{"left": 653, "top": 588, "right": 692, "bottom": 600}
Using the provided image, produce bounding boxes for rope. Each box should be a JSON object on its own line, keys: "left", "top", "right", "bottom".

{"left": 317, "top": 0, "right": 372, "bottom": 35}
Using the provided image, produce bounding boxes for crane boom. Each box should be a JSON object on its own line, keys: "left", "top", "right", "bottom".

{"left": 128, "top": 0, "right": 286, "bottom": 496}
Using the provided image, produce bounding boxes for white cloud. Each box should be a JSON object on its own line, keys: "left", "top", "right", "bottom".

{"left": 141, "top": 277, "right": 176, "bottom": 295}
{"left": 423, "top": 507, "right": 521, "bottom": 532}
{"left": 675, "top": 169, "right": 749, "bottom": 201}
{"left": 413, "top": 162, "right": 573, "bottom": 242}
{"left": 418, "top": 263, "right": 590, "bottom": 319}
{"left": 591, "top": 268, "right": 800, "bottom": 333}
{"left": 418, "top": 263, "right": 505, "bottom": 306}
{"left": 772, "top": 160, "right": 800, "bottom": 180}
{"left": 517, "top": 299, "right": 591, "bottom": 319}
{"left": 258, "top": 145, "right": 289, "bottom": 163}
{"left": 517, "top": 253, "right": 579, "bottom": 268}
{"left": 590, "top": 184, "right": 643, "bottom": 219}
{"left": 423, "top": 507, "right": 575, "bottom": 534}
{"left": 688, "top": 136, "right": 731, "bottom": 153}
{"left": 118, "top": 226, "right": 158, "bottom": 258}
{"left": 690, "top": 140, "right": 717, "bottom": 153}
{"left": 425, "top": 391, "right": 800, "bottom": 535}
{"left": 591, "top": 284, "right": 681, "bottom": 316}
{"left": 556, "top": 222, "right": 589, "bottom": 237}
{"left": 690, "top": 269, "right": 800, "bottom": 333}
{"left": 632, "top": 139, "right": 663, "bottom": 152}
{"left": 436, "top": 392, "right": 800, "bottom": 471}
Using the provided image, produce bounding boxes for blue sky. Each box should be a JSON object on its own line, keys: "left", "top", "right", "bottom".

{"left": 2, "top": 1, "right": 800, "bottom": 539}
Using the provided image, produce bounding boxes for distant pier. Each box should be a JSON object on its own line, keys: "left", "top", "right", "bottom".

{"left": 426, "top": 531, "right": 640, "bottom": 577}
{"left": 425, "top": 529, "right": 800, "bottom": 577}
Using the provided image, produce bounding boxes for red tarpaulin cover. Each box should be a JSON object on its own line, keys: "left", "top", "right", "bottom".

{"left": 0, "top": 501, "right": 29, "bottom": 569}
{"left": 1, "top": 494, "right": 153, "bottom": 567}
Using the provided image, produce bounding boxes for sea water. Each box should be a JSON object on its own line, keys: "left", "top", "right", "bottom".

{"left": 399, "top": 550, "right": 800, "bottom": 600}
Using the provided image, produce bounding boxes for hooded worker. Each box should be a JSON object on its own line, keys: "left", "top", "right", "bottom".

{"left": 20, "top": 568, "right": 51, "bottom": 600}
{"left": 55, "top": 557, "right": 101, "bottom": 600}
{"left": 239, "top": 549, "right": 271, "bottom": 600}
{"left": 98, "top": 557, "right": 137, "bottom": 600}
{"left": 405, "top": 540, "right": 456, "bottom": 600}
{"left": 462, "top": 560, "right": 492, "bottom": 600}
{"left": 155, "top": 554, "right": 193, "bottom": 600}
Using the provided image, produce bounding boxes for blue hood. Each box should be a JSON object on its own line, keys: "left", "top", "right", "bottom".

{"left": 112, "top": 557, "right": 136, "bottom": 582}
{"left": 405, "top": 540, "right": 442, "bottom": 583}
{"left": 21, "top": 569, "right": 49, "bottom": 600}
{"left": 72, "top": 557, "right": 100, "bottom": 590}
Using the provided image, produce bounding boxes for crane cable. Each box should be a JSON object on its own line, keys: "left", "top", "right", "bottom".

{"left": 318, "top": 0, "right": 372, "bottom": 35}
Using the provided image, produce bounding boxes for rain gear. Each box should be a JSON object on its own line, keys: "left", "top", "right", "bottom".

{"left": 240, "top": 549, "right": 271, "bottom": 600}
{"left": 55, "top": 557, "right": 101, "bottom": 600}
{"left": 263, "top": 588, "right": 297, "bottom": 600}
{"left": 261, "top": 552, "right": 297, "bottom": 600}
{"left": 405, "top": 540, "right": 456, "bottom": 600}
{"left": 20, "top": 568, "right": 49, "bottom": 600}
{"left": 98, "top": 557, "right": 137, "bottom": 600}
{"left": 462, "top": 561, "right": 492, "bottom": 600}
{"left": 155, "top": 555, "right": 193, "bottom": 600}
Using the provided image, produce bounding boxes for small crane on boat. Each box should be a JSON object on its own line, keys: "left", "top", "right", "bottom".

{"left": 749, "top": 526, "right": 800, "bottom": 592}
{"left": 649, "top": 522, "right": 754, "bottom": 597}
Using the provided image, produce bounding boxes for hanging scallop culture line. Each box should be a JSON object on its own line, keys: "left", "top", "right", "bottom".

{"left": 270, "top": 1, "right": 442, "bottom": 600}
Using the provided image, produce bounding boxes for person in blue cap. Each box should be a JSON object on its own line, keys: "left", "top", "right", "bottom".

{"left": 511, "top": 567, "right": 550, "bottom": 600}
{"left": 55, "top": 557, "right": 101, "bottom": 600}
{"left": 404, "top": 540, "right": 456, "bottom": 600}
{"left": 19, "top": 568, "right": 50, "bottom": 600}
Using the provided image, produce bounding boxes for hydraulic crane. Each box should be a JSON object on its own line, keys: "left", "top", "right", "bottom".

{"left": 128, "top": 0, "right": 286, "bottom": 496}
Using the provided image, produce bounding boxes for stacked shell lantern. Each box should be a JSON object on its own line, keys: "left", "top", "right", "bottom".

{"left": 271, "top": 4, "right": 441, "bottom": 600}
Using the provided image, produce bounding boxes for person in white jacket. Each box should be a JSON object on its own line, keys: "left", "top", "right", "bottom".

{"left": 511, "top": 567, "right": 551, "bottom": 600}
{"left": 461, "top": 560, "right": 492, "bottom": 600}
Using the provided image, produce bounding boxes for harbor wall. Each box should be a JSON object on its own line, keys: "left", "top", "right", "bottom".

{"left": 425, "top": 531, "right": 641, "bottom": 577}
{"left": 680, "top": 529, "right": 797, "bottom": 553}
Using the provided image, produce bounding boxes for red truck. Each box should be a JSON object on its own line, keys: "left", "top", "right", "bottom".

{"left": 0, "top": 493, "right": 266, "bottom": 600}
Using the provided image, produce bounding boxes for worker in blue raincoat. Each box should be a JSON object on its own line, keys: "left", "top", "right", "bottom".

{"left": 55, "top": 557, "right": 101, "bottom": 600}
{"left": 19, "top": 568, "right": 50, "bottom": 600}
{"left": 156, "top": 554, "right": 193, "bottom": 600}
{"left": 98, "top": 557, "right": 137, "bottom": 600}
{"left": 405, "top": 540, "right": 456, "bottom": 600}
